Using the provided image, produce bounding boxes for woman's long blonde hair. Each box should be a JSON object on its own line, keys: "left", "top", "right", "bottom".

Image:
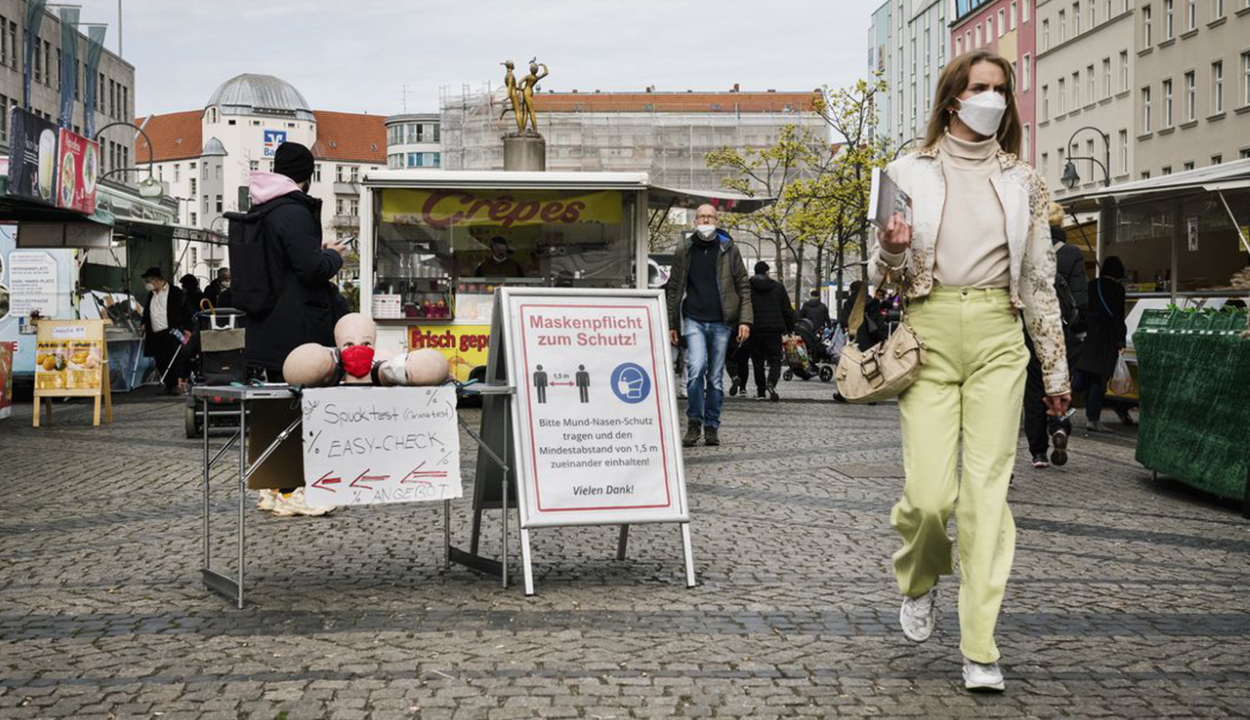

{"left": 921, "top": 50, "right": 1022, "bottom": 156}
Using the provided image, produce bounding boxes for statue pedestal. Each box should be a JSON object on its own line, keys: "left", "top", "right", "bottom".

{"left": 503, "top": 134, "right": 546, "bottom": 171}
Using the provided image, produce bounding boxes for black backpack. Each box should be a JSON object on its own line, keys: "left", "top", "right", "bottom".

{"left": 1054, "top": 273, "right": 1081, "bottom": 331}
{"left": 224, "top": 198, "right": 294, "bottom": 315}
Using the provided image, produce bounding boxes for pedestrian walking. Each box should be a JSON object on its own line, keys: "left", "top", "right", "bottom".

{"left": 666, "top": 204, "right": 752, "bottom": 447}
{"left": 140, "top": 267, "right": 190, "bottom": 395}
{"left": 1023, "top": 202, "right": 1087, "bottom": 468}
{"left": 1076, "top": 256, "right": 1128, "bottom": 434}
{"left": 238, "top": 141, "right": 350, "bottom": 517}
{"left": 204, "top": 267, "right": 231, "bottom": 306}
{"left": 179, "top": 274, "right": 204, "bottom": 320}
{"left": 870, "top": 49, "right": 1070, "bottom": 692}
{"left": 745, "top": 262, "right": 795, "bottom": 401}
{"left": 798, "top": 289, "right": 830, "bottom": 330}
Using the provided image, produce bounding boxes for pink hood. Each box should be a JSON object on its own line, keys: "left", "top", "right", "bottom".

{"left": 248, "top": 171, "right": 302, "bottom": 205}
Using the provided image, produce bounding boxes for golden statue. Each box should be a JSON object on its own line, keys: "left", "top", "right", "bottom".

{"left": 501, "top": 58, "right": 549, "bottom": 136}
{"left": 518, "top": 59, "right": 548, "bottom": 135}
{"left": 499, "top": 60, "right": 525, "bottom": 135}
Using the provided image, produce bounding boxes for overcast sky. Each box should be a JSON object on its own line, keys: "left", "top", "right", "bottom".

{"left": 73, "top": 0, "right": 880, "bottom": 117}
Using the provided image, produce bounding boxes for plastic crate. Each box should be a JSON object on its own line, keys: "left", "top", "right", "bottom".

{"left": 1137, "top": 309, "right": 1174, "bottom": 332}
{"left": 1165, "top": 310, "right": 1195, "bottom": 332}
{"left": 1187, "top": 311, "right": 1219, "bottom": 333}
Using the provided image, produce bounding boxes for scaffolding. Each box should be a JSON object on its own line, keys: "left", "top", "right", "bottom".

{"left": 438, "top": 85, "right": 829, "bottom": 193}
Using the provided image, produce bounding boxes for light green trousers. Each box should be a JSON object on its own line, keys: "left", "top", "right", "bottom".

{"left": 891, "top": 286, "right": 1028, "bottom": 664}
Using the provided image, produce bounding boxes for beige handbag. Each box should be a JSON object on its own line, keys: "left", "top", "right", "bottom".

{"left": 835, "top": 275, "right": 926, "bottom": 403}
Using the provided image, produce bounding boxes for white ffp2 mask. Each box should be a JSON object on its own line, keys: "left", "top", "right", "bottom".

{"left": 696, "top": 225, "right": 717, "bottom": 240}
{"left": 957, "top": 90, "right": 1008, "bottom": 137}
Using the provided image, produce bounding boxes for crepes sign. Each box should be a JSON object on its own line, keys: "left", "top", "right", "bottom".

{"left": 381, "top": 189, "right": 623, "bottom": 229}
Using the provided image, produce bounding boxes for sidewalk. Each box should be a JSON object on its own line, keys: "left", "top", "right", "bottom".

{"left": 0, "top": 381, "right": 1247, "bottom": 719}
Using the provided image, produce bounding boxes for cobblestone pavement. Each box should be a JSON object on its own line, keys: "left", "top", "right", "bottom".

{"left": 1, "top": 379, "right": 1248, "bottom": 720}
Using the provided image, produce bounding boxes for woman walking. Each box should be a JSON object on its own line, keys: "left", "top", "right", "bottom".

{"left": 871, "top": 49, "right": 1071, "bottom": 691}
{"left": 1077, "top": 256, "right": 1128, "bottom": 433}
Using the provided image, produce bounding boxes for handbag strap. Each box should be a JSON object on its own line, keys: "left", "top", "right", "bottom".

{"left": 1096, "top": 278, "right": 1114, "bottom": 317}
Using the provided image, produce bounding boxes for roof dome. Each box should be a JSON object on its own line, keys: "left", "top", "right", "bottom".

{"left": 201, "top": 137, "right": 228, "bottom": 156}
{"left": 206, "top": 73, "right": 314, "bottom": 121}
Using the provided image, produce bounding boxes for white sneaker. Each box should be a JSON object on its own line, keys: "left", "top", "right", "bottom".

{"left": 271, "top": 488, "right": 334, "bottom": 517}
{"left": 899, "top": 587, "right": 936, "bottom": 643}
{"left": 256, "top": 489, "right": 277, "bottom": 512}
{"left": 963, "top": 659, "right": 1005, "bottom": 692}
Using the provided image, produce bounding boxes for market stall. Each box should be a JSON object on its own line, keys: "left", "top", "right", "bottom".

{"left": 1, "top": 133, "right": 206, "bottom": 395}
{"left": 1060, "top": 159, "right": 1250, "bottom": 407}
{"left": 1062, "top": 160, "right": 1250, "bottom": 512}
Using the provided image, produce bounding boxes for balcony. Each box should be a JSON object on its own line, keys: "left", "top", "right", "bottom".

{"left": 332, "top": 215, "right": 360, "bottom": 229}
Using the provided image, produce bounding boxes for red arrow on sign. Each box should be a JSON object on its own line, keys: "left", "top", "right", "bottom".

{"left": 350, "top": 469, "right": 388, "bottom": 490}
{"left": 311, "top": 472, "right": 341, "bottom": 493}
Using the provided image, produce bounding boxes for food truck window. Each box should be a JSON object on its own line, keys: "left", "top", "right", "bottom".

{"left": 375, "top": 188, "right": 635, "bottom": 321}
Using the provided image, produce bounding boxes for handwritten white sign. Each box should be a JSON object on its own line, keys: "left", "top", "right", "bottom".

{"left": 301, "top": 386, "right": 462, "bottom": 508}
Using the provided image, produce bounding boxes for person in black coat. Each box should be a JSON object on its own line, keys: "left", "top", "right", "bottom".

{"left": 1077, "top": 256, "right": 1128, "bottom": 433}
{"left": 737, "top": 262, "right": 795, "bottom": 401}
{"left": 140, "top": 266, "right": 189, "bottom": 394}
{"left": 798, "top": 289, "right": 831, "bottom": 330}
{"left": 179, "top": 274, "right": 204, "bottom": 323}
{"left": 204, "top": 267, "right": 230, "bottom": 307}
{"left": 240, "top": 142, "right": 350, "bottom": 378}
{"left": 1023, "top": 213, "right": 1089, "bottom": 468}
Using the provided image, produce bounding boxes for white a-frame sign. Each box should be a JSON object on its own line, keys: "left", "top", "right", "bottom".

{"left": 475, "top": 287, "right": 695, "bottom": 595}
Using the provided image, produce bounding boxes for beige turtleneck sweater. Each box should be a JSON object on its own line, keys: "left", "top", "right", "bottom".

{"left": 933, "top": 132, "right": 1011, "bottom": 289}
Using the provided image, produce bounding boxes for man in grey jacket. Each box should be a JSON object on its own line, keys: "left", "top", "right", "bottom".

{"left": 666, "top": 205, "right": 753, "bottom": 447}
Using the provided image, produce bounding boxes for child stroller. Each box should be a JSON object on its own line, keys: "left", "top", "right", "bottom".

{"left": 184, "top": 302, "right": 249, "bottom": 438}
{"left": 782, "top": 318, "right": 837, "bottom": 383}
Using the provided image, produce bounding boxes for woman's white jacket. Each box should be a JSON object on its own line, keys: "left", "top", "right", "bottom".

{"left": 869, "top": 146, "right": 1071, "bottom": 395}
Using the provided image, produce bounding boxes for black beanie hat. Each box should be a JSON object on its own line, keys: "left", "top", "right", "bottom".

{"left": 273, "top": 142, "right": 315, "bottom": 184}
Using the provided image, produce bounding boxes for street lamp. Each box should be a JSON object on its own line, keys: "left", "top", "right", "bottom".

{"left": 95, "top": 120, "right": 163, "bottom": 199}
{"left": 892, "top": 136, "right": 918, "bottom": 160}
{"left": 1060, "top": 126, "right": 1111, "bottom": 190}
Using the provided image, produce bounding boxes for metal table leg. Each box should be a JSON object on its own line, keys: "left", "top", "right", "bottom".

{"left": 202, "top": 397, "right": 210, "bottom": 569}
{"left": 236, "top": 397, "right": 247, "bottom": 609}
{"left": 443, "top": 499, "right": 451, "bottom": 570}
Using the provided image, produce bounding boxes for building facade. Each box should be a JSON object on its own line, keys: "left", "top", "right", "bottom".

{"left": 438, "top": 87, "right": 827, "bottom": 191}
{"left": 385, "top": 113, "right": 440, "bottom": 169}
{"left": 1132, "top": 0, "right": 1250, "bottom": 177}
{"left": 951, "top": 0, "right": 1039, "bottom": 164}
{"left": 0, "top": 1, "right": 134, "bottom": 180}
{"left": 867, "top": 0, "right": 950, "bottom": 150}
{"left": 135, "top": 74, "right": 386, "bottom": 281}
{"left": 1034, "top": 0, "right": 1139, "bottom": 197}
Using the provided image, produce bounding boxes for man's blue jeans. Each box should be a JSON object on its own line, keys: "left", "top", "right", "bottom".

{"left": 683, "top": 318, "right": 732, "bottom": 429}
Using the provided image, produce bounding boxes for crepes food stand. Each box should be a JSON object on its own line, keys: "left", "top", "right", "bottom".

{"left": 358, "top": 170, "right": 774, "bottom": 381}
{"left": 1062, "top": 160, "right": 1250, "bottom": 514}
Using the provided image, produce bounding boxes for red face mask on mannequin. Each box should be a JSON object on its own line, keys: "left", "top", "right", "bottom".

{"left": 340, "top": 344, "right": 376, "bottom": 378}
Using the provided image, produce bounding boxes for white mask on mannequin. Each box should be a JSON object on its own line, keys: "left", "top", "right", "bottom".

{"left": 956, "top": 90, "right": 1008, "bottom": 137}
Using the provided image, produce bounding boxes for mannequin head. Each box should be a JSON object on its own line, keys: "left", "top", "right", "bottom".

{"left": 334, "top": 313, "right": 376, "bottom": 348}
{"left": 334, "top": 313, "right": 377, "bottom": 381}
{"left": 283, "top": 343, "right": 339, "bottom": 387}
{"left": 405, "top": 349, "right": 451, "bottom": 385}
